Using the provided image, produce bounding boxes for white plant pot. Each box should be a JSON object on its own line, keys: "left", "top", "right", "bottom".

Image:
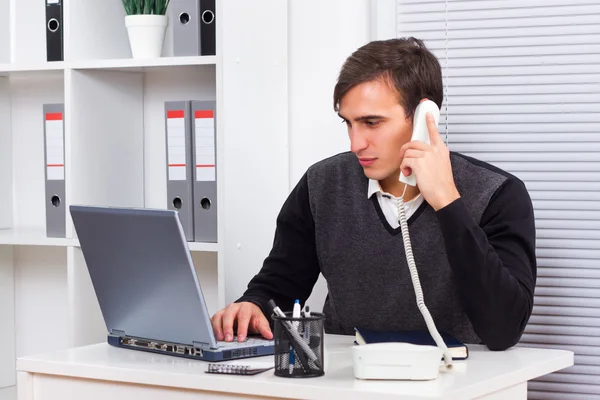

{"left": 125, "top": 14, "right": 168, "bottom": 59}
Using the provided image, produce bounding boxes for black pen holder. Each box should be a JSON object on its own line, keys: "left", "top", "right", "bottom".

{"left": 272, "top": 311, "right": 325, "bottom": 378}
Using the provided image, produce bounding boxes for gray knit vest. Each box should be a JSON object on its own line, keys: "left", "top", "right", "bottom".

{"left": 306, "top": 151, "right": 507, "bottom": 344}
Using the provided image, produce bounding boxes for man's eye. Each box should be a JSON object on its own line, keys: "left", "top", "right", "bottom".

{"left": 365, "top": 120, "right": 379, "bottom": 127}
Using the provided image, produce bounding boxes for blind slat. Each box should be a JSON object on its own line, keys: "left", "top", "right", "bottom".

{"left": 529, "top": 315, "right": 600, "bottom": 327}
{"left": 536, "top": 371, "right": 600, "bottom": 385}
{"left": 533, "top": 201, "right": 600, "bottom": 211}
{"left": 526, "top": 324, "right": 600, "bottom": 336}
{"left": 449, "top": 93, "right": 600, "bottom": 105}
{"left": 537, "top": 229, "right": 600, "bottom": 239}
{"left": 448, "top": 103, "right": 600, "bottom": 114}
{"left": 447, "top": 54, "right": 600, "bottom": 69}
{"left": 533, "top": 192, "right": 600, "bottom": 201}
{"left": 446, "top": 122, "right": 599, "bottom": 133}
{"left": 495, "top": 163, "right": 600, "bottom": 173}
{"left": 447, "top": 6, "right": 600, "bottom": 21}
{"left": 518, "top": 343, "right": 600, "bottom": 357}
{"left": 450, "top": 143, "right": 600, "bottom": 152}
{"left": 531, "top": 210, "right": 600, "bottom": 220}
{"left": 534, "top": 296, "right": 600, "bottom": 308}
{"left": 538, "top": 268, "right": 600, "bottom": 279}
{"left": 529, "top": 391, "right": 599, "bottom": 400}
{"left": 440, "top": 35, "right": 600, "bottom": 51}
{"left": 527, "top": 182, "right": 600, "bottom": 192}
{"left": 447, "top": 23, "right": 600, "bottom": 40}
{"left": 521, "top": 333, "right": 600, "bottom": 346}
{"left": 451, "top": 73, "right": 600, "bottom": 85}
{"left": 537, "top": 258, "right": 600, "bottom": 269}
{"left": 529, "top": 381, "right": 600, "bottom": 395}
{"left": 537, "top": 277, "right": 600, "bottom": 289}
{"left": 533, "top": 305, "right": 600, "bottom": 318}
{"left": 535, "top": 287, "right": 600, "bottom": 298}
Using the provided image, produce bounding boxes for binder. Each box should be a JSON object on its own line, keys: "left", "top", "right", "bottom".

{"left": 43, "top": 104, "right": 66, "bottom": 238}
{"left": 170, "top": 0, "right": 201, "bottom": 56}
{"left": 191, "top": 100, "right": 217, "bottom": 242}
{"left": 45, "top": 0, "right": 63, "bottom": 61}
{"left": 199, "top": 0, "right": 216, "bottom": 56}
{"left": 165, "top": 101, "right": 194, "bottom": 241}
{"left": 170, "top": 0, "right": 215, "bottom": 56}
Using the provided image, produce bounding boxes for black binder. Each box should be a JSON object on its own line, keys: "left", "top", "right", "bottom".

{"left": 45, "top": 0, "right": 63, "bottom": 62}
{"left": 200, "top": 0, "right": 216, "bottom": 55}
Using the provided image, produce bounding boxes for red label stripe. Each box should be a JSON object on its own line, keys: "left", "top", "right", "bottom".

{"left": 47, "top": 164, "right": 64, "bottom": 167}
{"left": 168, "top": 163, "right": 186, "bottom": 167}
{"left": 195, "top": 110, "right": 214, "bottom": 118}
{"left": 46, "top": 112, "right": 63, "bottom": 121}
{"left": 167, "top": 110, "right": 184, "bottom": 118}
{"left": 196, "top": 164, "right": 215, "bottom": 167}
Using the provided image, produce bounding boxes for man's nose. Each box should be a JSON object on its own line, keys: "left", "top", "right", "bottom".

{"left": 349, "top": 129, "right": 368, "bottom": 154}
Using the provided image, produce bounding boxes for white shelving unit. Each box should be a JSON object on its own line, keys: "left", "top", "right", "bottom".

{"left": 0, "top": 0, "right": 291, "bottom": 394}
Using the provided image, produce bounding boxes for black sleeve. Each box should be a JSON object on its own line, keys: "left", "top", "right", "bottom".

{"left": 435, "top": 178, "right": 537, "bottom": 351}
{"left": 235, "top": 172, "right": 321, "bottom": 321}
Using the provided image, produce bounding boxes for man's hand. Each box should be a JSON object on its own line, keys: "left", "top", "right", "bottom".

{"left": 210, "top": 302, "right": 273, "bottom": 342}
{"left": 399, "top": 112, "right": 460, "bottom": 211}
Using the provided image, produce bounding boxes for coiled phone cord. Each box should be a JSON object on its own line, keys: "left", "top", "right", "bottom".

{"left": 397, "top": 185, "right": 453, "bottom": 370}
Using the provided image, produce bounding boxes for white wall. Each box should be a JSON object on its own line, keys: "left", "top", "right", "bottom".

{"left": 288, "top": 0, "right": 371, "bottom": 311}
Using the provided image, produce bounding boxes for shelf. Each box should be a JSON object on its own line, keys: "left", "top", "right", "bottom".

{"left": 188, "top": 242, "right": 219, "bottom": 252}
{"left": 0, "top": 228, "right": 217, "bottom": 252}
{"left": 0, "top": 56, "right": 217, "bottom": 75}
{"left": 69, "top": 56, "right": 218, "bottom": 71}
{"left": 0, "top": 62, "right": 65, "bottom": 75}
{"left": 0, "top": 229, "right": 77, "bottom": 247}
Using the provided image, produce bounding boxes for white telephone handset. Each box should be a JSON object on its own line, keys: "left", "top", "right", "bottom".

{"left": 399, "top": 100, "right": 440, "bottom": 186}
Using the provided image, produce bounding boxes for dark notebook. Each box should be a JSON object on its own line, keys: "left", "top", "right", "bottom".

{"left": 354, "top": 327, "right": 469, "bottom": 360}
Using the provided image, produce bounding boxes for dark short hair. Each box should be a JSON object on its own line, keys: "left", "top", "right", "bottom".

{"left": 333, "top": 37, "right": 443, "bottom": 120}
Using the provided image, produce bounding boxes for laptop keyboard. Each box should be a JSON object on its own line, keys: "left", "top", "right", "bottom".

{"left": 217, "top": 337, "right": 274, "bottom": 349}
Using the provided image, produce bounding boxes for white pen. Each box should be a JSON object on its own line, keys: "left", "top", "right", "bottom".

{"left": 303, "top": 306, "right": 311, "bottom": 339}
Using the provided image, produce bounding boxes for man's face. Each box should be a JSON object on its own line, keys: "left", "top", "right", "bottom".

{"left": 338, "top": 79, "right": 413, "bottom": 182}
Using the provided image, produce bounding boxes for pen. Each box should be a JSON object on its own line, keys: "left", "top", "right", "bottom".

{"left": 303, "top": 305, "right": 310, "bottom": 339}
{"left": 290, "top": 299, "right": 301, "bottom": 374}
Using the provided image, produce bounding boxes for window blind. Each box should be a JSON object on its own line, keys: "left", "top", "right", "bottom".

{"left": 397, "top": 1, "right": 600, "bottom": 398}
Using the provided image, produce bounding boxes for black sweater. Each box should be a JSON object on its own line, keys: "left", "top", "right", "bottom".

{"left": 237, "top": 152, "right": 537, "bottom": 350}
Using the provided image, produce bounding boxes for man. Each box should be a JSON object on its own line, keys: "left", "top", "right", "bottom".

{"left": 211, "top": 37, "right": 537, "bottom": 351}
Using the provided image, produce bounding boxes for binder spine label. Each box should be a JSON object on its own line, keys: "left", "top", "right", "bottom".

{"left": 167, "top": 109, "right": 187, "bottom": 181}
{"left": 45, "top": 112, "right": 64, "bottom": 181}
{"left": 194, "top": 110, "right": 215, "bottom": 182}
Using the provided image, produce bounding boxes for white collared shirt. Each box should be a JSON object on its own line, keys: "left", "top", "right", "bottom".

{"left": 368, "top": 179, "right": 424, "bottom": 228}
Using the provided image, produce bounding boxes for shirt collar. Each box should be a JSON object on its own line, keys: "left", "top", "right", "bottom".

{"left": 367, "top": 178, "right": 422, "bottom": 203}
{"left": 367, "top": 179, "right": 383, "bottom": 199}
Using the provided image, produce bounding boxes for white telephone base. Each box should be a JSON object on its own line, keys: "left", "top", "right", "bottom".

{"left": 352, "top": 342, "right": 443, "bottom": 381}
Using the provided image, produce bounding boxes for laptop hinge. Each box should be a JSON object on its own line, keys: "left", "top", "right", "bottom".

{"left": 110, "top": 329, "right": 126, "bottom": 337}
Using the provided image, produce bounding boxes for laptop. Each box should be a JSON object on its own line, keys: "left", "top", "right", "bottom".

{"left": 69, "top": 204, "right": 274, "bottom": 362}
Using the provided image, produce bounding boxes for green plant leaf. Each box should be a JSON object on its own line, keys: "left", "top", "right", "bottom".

{"left": 122, "top": 0, "right": 170, "bottom": 15}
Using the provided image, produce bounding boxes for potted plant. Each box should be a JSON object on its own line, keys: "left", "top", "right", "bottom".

{"left": 122, "top": 0, "right": 171, "bottom": 59}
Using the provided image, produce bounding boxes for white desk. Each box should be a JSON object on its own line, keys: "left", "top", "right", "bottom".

{"left": 16, "top": 334, "right": 573, "bottom": 400}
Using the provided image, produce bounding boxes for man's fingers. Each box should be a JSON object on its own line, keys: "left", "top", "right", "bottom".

{"left": 236, "top": 308, "right": 252, "bottom": 342}
{"left": 221, "top": 307, "right": 238, "bottom": 342}
{"left": 427, "top": 112, "right": 441, "bottom": 145}
{"left": 400, "top": 157, "right": 415, "bottom": 177}
{"left": 211, "top": 311, "right": 224, "bottom": 341}
{"left": 255, "top": 315, "right": 273, "bottom": 340}
{"left": 399, "top": 140, "right": 429, "bottom": 160}
{"left": 402, "top": 149, "right": 425, "bottom": 160}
